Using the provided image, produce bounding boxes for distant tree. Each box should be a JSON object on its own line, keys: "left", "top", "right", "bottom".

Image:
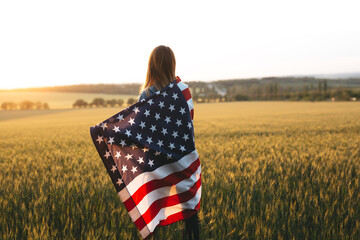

{"left": 73, "top": 99, "right": 88, "bottom": 108}
{"left": 19, "top": 101, "right": 35, "bottom": 110}
{"left": 1, "top": 102, "right": 18, "bottom": 110}
{"left": 35, "top": 101, "right": 43, "bottom": 110}
{"left": 127, "top": 98, "right": 136, "bottom": 105}
{"left": 43, "top": 102, "right": 50, "bottom": 109}
{"left": 91, "top": 98, "right": 105, "bottom": 107}
{"left": 106, "top": 99, "right": 117, "bottom": 107}
{"left": 116, "top": 99, "right": 124, "bottom": 107}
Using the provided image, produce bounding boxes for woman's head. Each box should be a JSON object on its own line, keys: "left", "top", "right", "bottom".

{"left": 141, "top": 45, "right": 176, "bottom": 94}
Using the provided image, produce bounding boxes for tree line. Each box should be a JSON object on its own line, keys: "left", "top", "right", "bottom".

{"left": 1, "top": 101, "right": 50, "bottom": 110}
{"left": 73, "top": 98, "right": 137, "bottom": 108}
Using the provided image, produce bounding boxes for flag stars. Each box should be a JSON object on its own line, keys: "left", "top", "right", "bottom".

{"left": 146, "top": 137, "right": 153, "bottom": 144}
{"left": 169, "top": 83, "right": 174, "bottom": 88}
{"left": 108, "top": 137, "right": 115, "bottom": 145}
{"left": 166, "top": 154, "right": 172, "bottom": 160}
{"left": 155, "top": 151, "right": 161, "bottom": 156}
{"left": 136, "top": 133, "right": 142, "bottom": 141}
{"left": 179, "top": 108, "right": 186, "bottom": 115}
{"left": 157, "top": 140, "right": 164, "bottom": 147}
{"left": 183, "top": 134, "right": 189, "bottom": 141}
{"left": 111, "top": 165, "right": 117, "bottom": 173}
{"left": 128, "top": 118, "right": 135, "bottom": 126}
{"left": 172, "top": 131, "right": 178, "bottom": 138}
{"left": 150, "top": 125, "right": 157, "bottom": 132}
{"left": 121, "top": 165, "right": 128, "bottom": 173}
{"left": 139, "top": 121, "right": 146, "bottom": 129}
{"left": 180, "top": 145, "right": 186, "bottom": 152}
{"left": 187, "top": 122, "right": 192, "bottom": 129}
{"left": 113, "top": 126, "right": 120, "bottom": 133}
{"left": 117, "top": 114, "right": 124, "bottom": 121}
{"left": 172, "top": 93, "right": 178, "bottom": 100}
{"left": 104, "top": 151, "right": 111, "bottom": 159}
{"left": 169, "top": 143, "right": 175, "bottom": 150}
{"left": 161, "top": 128, "right": 168, "bottom": 136}
{"left": 119, "top": 139, "right": 126, "bottom": 147}
{"left": 115, "top": 151, "right": 121, "bottom": 159}
{"left": 165, "top": 116, "right": 171, "bottom": 124}
{"left": 125, "top": 129, "right": 131, "bottom": 137}
{"left": 142, "top": 147, "right": 149, "bottom": 153}
{"left": 169, "top": 104, "right": 175, "bottom": 112}
{"left": 125, "top": 154, "right": 133, "bottom": 160}
{"left": 116, "top": 178, "right": 123, "bottom": 185}
{"left": 175, "top": 119, "right": 182, "bottom": 127}
{"left": 148, "top": 159, "right": 154, "bottom": 167}
{"left": 162, "top": 91, "right": 167, "bottom": 97}
{"left": 131, "top": 166, "right": 138, "bottom": 174}
{"left": 158, "top": 101, "right": 165, "bottom": 108}
{"left": 130, "top": 144, "right": 137, "bottom": 150}
{"left": 101, "top": 122, "right": 108, "bottom": 130}
{"left": 96, "top": 135, "right": 104, "bottom": 144}
{"left": 137, "top": 157, "right": 144, "bottom": 164}
{"left": 155, "top": 113, "right": 161, "bottom": 120}
{"left": 147, "top": 99, "right": 154, "bottom": 105}
{"left": 144, "top": 109, "right": 150, "bottom": 117}
{"left": 133, "top": 107, "right": 140, "bottom": 114}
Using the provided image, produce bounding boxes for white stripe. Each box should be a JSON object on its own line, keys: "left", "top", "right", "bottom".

{"left": 118, "top": 187, "right": 131, "bottom": 202}
{"left": 177, "top": 81, "right": 188, "bottom": 91}
{"left": 123, "top": 150, "right": 199, "bottom": 201}
{"left": 139, "top": 225, "right": 151, "bottom": 239}
{"left": 134, "top": 165, "right": 201, "bottom": 215}
{"left": 187, "top": 98, "right": 194, "bottom": 113}
{"left": 146, "top": 186, "right": 202, "bottom": 232}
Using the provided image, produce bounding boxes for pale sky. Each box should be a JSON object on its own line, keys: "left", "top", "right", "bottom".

{"left": 0, "top": 0, "right": 359, "bottom": 89}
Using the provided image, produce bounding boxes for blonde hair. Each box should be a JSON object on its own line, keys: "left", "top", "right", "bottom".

{"left": 140, "top": 45, "right": 176, "bottom": 95}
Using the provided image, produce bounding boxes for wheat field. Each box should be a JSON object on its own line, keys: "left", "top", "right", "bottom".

{"left": 0, "top": 101, "right": 359, "bottom": 239}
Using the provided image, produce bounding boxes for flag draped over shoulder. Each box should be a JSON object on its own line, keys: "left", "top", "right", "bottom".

{"left": 90, "top": 77, "right": 201, "bottom": 239}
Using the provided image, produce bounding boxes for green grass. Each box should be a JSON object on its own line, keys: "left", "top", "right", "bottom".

{"left": 0, "top": 102, "right": 359, "bottom": 239}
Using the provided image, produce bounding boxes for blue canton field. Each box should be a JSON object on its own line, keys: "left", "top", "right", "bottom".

{"left": 0, "top": 101, "right": 359, "bottom": 239}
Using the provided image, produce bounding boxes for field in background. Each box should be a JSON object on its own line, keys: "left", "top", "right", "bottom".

{"left": 0, "top": 91, "right": 137, "bottom": 109}
{"left": 0, "top": 102, "right": 359, "bottom": 239}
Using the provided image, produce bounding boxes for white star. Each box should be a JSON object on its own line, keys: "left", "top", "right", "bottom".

{"left": 156, "top": 91, "right": 160, "bottom": 95}
{"left": 172, "top": 131, "right": 178, "bottom": 138}
{"left": 130, "top": 144, "right": 137, "bottom": 150}
{"left": 180, "top": 145, "right": 186, "bottom": 152}
{"left": 128, "top": 118, "right": 135, "bottom": 126}
{"left": 101, "top": 122, "right": 107, "bottom": 130}
{"left": 111, "top": 165, "right": 117, "bottom": 173}
{"left": 166, "top": 153, "right": 172, "bottom": 159}
{"left": 139, "top": 121, "right": 146, "bottom": 129}
{"left": 169, "top": 105, "right": 175, "bottom": 112}
{"left": 144, "top": 109, "right": 150, "bottom": 117}
{"left": 108, "top": 137, "right": 115, "bottom": 145}
{"left": 169, "top": 143, "right": 175, "bottom": 150}
{"left": 175, "top": 119, "right": 182, "bottom": 127}
{"left": 155, "top": 151, "right": 161, "bottom": 156}
{"left": 157, "top": 140, "right": 164, "bottom": 147}
{"left": 183, "top": 134, "right": 189, "bottom": 141}
{"left": 162, "top": 91, "right": 167, "bottom": 97}
{"left": 155, "top": 113, "right": 160, "bottom": 120}
{"left": 165, "top": 116, "right": 171, "bottom": 124}
{"left": 187, "top": 122, "right": 192, "bottom": 129}
{"left": 133, "top": 107, "right": 140, "bottom": 114}
{"left": 115, "top": 151, "right": 121, "bottom": 159}
{"left": 169, "top": 83, "right": 174, "bottom": 88}
{"left": 158, "top": 101, "right": 165, "bottom": 108}
{"left": 136, "top": 133, "right": 142, "bottom": 141}
{"left": 119, "top": 139, "right": 126, "bottom": 147}
{"left": 142, "top": 147, "right": 149, "bottom": 152}
{"left": 150, "top": 125, "right": 157, "bottom": 132}
{"left": 113, "top": 126, "right": 120, "bottom": 133}
{"left": 172, "top": 93, "right": 178, "bottom": 100}
{"left": 125, "top": 129, "right": 131, "bottom": 137}
{"left": 179, "top": 108, "right": 186, "bottom": 115}
{"left": 148, "top": 159, "right": 154, "bottom": 167}
{"left": 104, "top": 151, "right": 111, "bottom": 159}
{"left": 117, "top": 114, "right": 124, "bottom": 121}
{"left": 121, "top": 165, "right": 128, "bottom": 173}
{"left": 146, "top": 137, "right": 153, "bottom": 144}
{"left": 141, "top": 99, "right": 146, "bottom": 102}
{"left": 147, "top": 99, "right": 154, "bottom": 105}
{"left": 96, "top": 135, "right": 104, "bottom": 144}
{"left": 137, "top": 157, "right": 144, "bottom": 164}
{"left": 131, "top": 166, "right": 137, "bottom": 174}
{"left": 125, "top": 154, "right": 133, "bottom": 160}
{"left": 161, "top": 128, "right": 168, "bottom": 135}
{"left": 116, "top": 178, "right": 123, "bottom": 185}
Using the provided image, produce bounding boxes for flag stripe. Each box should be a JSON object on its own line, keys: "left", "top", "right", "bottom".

{"left": 125, "top": 157, "right": 200, "bottom": 209}
{"left": 182, "top": 88, "right": 192, "bottom": 101}
{"left": 129, "top": 165, "right": 201, "bottom": 215}
{"left": 159, "top": 209, "right": 198, "bottom": 226}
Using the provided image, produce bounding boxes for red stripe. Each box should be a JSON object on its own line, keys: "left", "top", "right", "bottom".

{"left": 124, "top": 158, "right": 200, "bottom": 209}
{"left": 190, "top": 109, "right": 194, "bottom": 120}
{"left": 182, "top": 88, "right": 192, "bottom": 101}
{"left": 176, "top": 76, "right": 181, "bottom": 83}
{"left": 159, "top": 209, "right": 198, "bottom": 226}
{"left": 139, "top": 176, "right": 202, "bottom": 225}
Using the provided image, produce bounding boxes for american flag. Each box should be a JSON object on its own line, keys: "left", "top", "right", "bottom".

{"left": 90, "top": 77, "right": 201, "bottom": 239}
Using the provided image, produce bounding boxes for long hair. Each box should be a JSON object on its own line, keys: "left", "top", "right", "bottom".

{"left": 140, "top": 45, "right": 176, "bottom": 96}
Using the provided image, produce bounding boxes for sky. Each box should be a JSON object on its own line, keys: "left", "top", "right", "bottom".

{"left": 0, "top": 0, "right": 359, "bottom": 89}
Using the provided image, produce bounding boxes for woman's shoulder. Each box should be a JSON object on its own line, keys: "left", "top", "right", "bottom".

{"left": 138, "top": 86, "right": 158, "bottom": 101}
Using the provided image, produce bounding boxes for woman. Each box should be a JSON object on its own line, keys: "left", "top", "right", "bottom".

{"left": 139, "top": 45, "right": 200, "bottom": 240}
